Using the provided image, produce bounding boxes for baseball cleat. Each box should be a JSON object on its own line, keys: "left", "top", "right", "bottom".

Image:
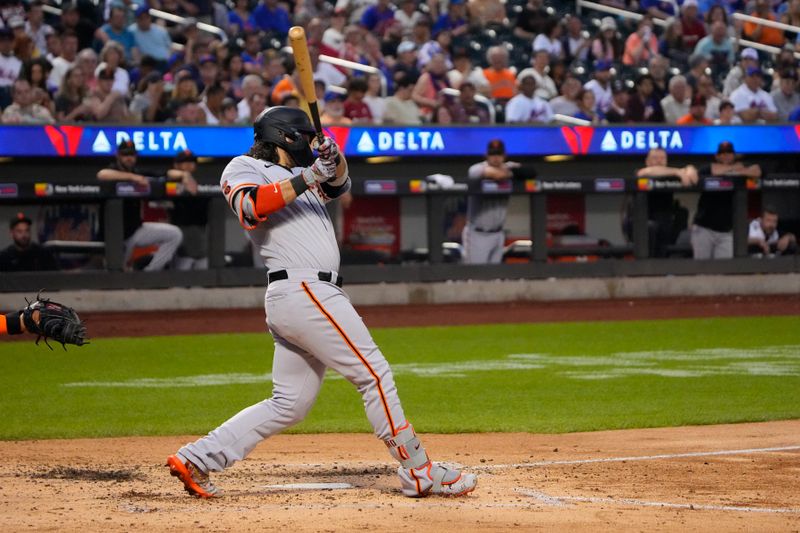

{"left": 398, "top": 462, "right": 478, "bottom": 498}
{"left": 166, "top": 454, "right": 221, "bottom": 499}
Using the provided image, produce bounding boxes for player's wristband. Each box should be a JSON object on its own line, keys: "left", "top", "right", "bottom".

{"left": 2, "top": 312, "right": 23, "bottom": 335}
{"left": 290, "top": 174, "right": 310, "bottom": 196}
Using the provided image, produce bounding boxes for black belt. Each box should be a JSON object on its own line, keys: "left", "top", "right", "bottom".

{"left": 473, "top": 226, "right": 503, "bottom": 233}
{"left": 267, "top": 270, "right": 343, "bottom": 287}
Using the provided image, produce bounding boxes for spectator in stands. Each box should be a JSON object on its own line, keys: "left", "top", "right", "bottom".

{"left": 240, "top": 32, "right": 264, "bottom": 74}
{"left": 0, "top": 212, "right": 58, "bottom": 272}
{"left": 411, "top": 18, "right": 432, "bottom": 49}
{"left": 0, "top": 28, "right": 21, "bottom": 107}
{"left": 249, "top": 0, "right": 291, "bottom": 39}
{"left": 236, "top": 73, "right": 265, "bottom": 121}
{"left": 433, "top": 0, "right": 468, "bottom": 38}
{"left": 590, "top": 17, "right": 623, "bottom": 63}
{"left": 129, "top": 5, "right": 173, "bottom": 67}
{"left": 748, "top": 206, "right": 797, "bottom": 256}
{"left": 310, "top": 43, "right": 346, "bottom": 89}
{"left": 323, "top": 10, "right": 347, "bottom": 52}
{"left": 661, "top": 74, "right": 690, "bottom": 123}
{"left": 517, "top": 49, "right": 557, "bottom": 101}
{"left": 227, "top": 0, "right": 254, "bottom": 35}
{"left": 714, "top": 100, "right": 741, "bottom": 124}
{"left": 47, "top": 31, "right": 78, "bottom": 90}
{"left": 772, "top": 45, "right": 798, "bottom": 82}
{"left": 19, "top": 57, "right": 51, "bottom": 98}
{"left": 533, "top": 18, "right": 564, "bottom": 61}
{"left": 781, "top": 0, "right": 800, "bottom": 40}
{"left": 659, "top": 17, "right": 691, "bottom": 67}
{"left": 704, "top": 4, "right": 732, "bottom": 33}
{"left": 684, "top": 52, "right": 710, "bottom": 90}
{"left": 680, "top": 0, "right": 706, "bottom": 49}
{"left": 640, "top": 0, "right": 678, "bottom": 19}
{"left": 220, "top": 97, "right": 238, "bottom": 125}
{"left": 382, "top": 74, "right": 421, "bottom": 124}
{"left": 320, "top": 91, "right": 351, "bottom": 125}
{"left": 447, "top": 48, "right": 489, "bottom": 93}
{"left": 723, "top": 48, "right": 759, "bottom": 97}
{"left": 562, "top": 15, "right": 590, "bottom": 64}
{"left": 605, "top": 79, "right": 631, "bottom": 123}
{"left": 418, "top": 26, "right": 453, "bottom": 69}
{"left": 627, "top": 147, "right": 698, "bottom": 258}
{"left": 584, "top": 59, "right": 613, "bottom": 114}
{"left": 395, "top": 0, "right": 424, "bottom": 37}
{"left": 1, "top": 78, "right": 54, "bottom": 123}
{"left": 692, "top": 141, "right": 761, "bottom": 260}
{"left": 573, "top": 88, "right": 602, "bottom": 123}
{"left": 514, "top": 0, "right": 551, "bottom": 41}
{"left": 223, "top": 53, "right": 245, "bottom": 99}
{"left": 364, "top": 72, "right": 386, "bottom": 124}
{"left": 73, "top": 48, "right": 98, "bottom": 93}
{"left": 677, "top": 93, "right": 712, "bottom": 124}
{"left": 96, "top": 140, "right": 183, "bottom": 271}
{"left": 54, "top": 65, "right": 91, "bottom": 121}
{"left": 730, "top": 66, "right": 778, "bottom": 123}
{"left": 198, "top": 55, "right": 219, "bottom": 93}
{"left": 626, "top": 73, "right": 665, "bottom": 122}
{"left": 361, "top": 0, "right": 395, "bottom": 36}
{"left": 98, "top": 41, "right": 130, "bottom": 96}
{"left": 129, "top": 71, "right": 167, "bottom": 122}
{"left": 743, "top": 0, "right": 785, "bottom": 48}
{"left": 56, "top": 3, "right": 94, "bottom": 51}
{"left": 463, "top": 139, "right": 522, "bottom": 264}
{"left": 243, "top": 85, "right": 268, "bottom": 124}
{"left": 693, "top": 20, "right": 735, "bottom": 74}
{"left": 696, "top": 74, "right": 722, "bottom": 120}
{"left": 623, "top": 15, "right": 659, "bottom": 66}
{"left": 413, "top": 52, "right": 451, "bottom": 122}
{"left": 549, "top": 76, "right": 581, "bottom": 116}
{"left": 505, "top": 74, "right": 553, "bottom": 123}
{"left": 168, "top": 150, "right": 209, "bottom": 270}
{"left": 86, "top": 67, "right": 131, "bottom": 123}
{"left": 447, "top": 81, "right": 491, "bottom": 124}
{"left": 95, "top": 6, "right": 137, "bottom": 62}
{"left": 771, "top": 69, "right": 800, "bottom": 121}
{"left": 24, "top": 1, "right": 53, "bottom": 56}
{"left": 343, "top": 77, "right": 374, "bottom": 123}
{"left": 392, "top": 40, "right": 421, "bottom": 84}
{"left": 468, "top": 0, "right": 505, "bottom": 28}
{"left": 647, "top": 54, "right": 669, "bottom": 101}
{"left": 199, "top": 83, "right": 225, "bottom": 124}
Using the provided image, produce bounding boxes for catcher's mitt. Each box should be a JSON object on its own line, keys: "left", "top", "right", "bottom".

{"left": 22, "top": 293, "right": 88, "bottom": 349}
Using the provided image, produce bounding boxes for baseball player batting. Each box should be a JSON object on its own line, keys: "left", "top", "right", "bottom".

{"left": 166, "top": 106, "right": 477, "bottom": 498}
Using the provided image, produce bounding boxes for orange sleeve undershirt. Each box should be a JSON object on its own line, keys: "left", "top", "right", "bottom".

{"left": 255, "top": 182, "right": 287, "bottom": 218}
{"left": 0, "top": 314, "right": 8, "bottom": 335}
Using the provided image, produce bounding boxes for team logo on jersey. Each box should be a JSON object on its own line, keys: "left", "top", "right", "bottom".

{"left": 222, "top": 181, "right": 231, "bottom": 195}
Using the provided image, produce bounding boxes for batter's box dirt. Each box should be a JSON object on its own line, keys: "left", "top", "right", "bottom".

{"left": 30, "top": 466, "right": 145, "bottom": 482}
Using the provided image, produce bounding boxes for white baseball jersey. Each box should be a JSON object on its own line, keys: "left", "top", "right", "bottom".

{"left": 748, "top": 218, "right": 779, "bottom": 244}
{"left": 220, "top": 155, "right": 346, "bottom": 272}
{"left": 504, "top": 93, "right": 553, "bottom": 123}
{"left": 729, "top": 85, "right": 777, "bottom": 114}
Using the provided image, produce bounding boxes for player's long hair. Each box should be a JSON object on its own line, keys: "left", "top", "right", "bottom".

{"left": 246, "top": 140, "right": 279, "bottom": 163}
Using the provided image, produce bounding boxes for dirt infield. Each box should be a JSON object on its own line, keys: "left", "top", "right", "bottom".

{"left": 1, "top": 421, "right": 798, "bottom": 532}
{"left": 79, "top": 294, "right": 800, "bottom": 338}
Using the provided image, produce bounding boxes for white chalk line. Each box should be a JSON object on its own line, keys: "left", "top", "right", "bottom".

{"left": 520, "top": 489, "right": 800, "bottom": 514}
{"left": 474, "top": 445, "right": 800, "bottom": 471}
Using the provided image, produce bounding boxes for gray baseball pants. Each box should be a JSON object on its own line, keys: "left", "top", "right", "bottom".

{"left": 178, "top": 269, "right": 407, "bottom": 472}
{"left": 124, "top": 222, "right": 183, "bottom": 271}
{"left": 462, "top": 226, "right": 505, "bottom": 264}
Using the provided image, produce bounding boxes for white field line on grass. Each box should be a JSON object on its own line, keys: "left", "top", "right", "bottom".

{"left": 520, "top": 489, "right": 800, "bottom": 514}
{"left": 474, "top": 445, "right": 800, "bottom": 471}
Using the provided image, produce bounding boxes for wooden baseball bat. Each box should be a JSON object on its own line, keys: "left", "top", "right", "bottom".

{"left": 288, "top": 26, "right": 324, "bottom": 145}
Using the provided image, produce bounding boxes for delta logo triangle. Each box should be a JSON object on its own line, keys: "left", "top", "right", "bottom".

{"left": 92, "top": 131, "right": 112, "bottom": 153}
{"left": 357, "top": 132, "right": 375, "bottom": 153}
{"left": 600, "top": 131, "right": 617, "bottom": 152}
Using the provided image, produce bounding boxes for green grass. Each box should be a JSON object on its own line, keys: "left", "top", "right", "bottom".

{"left": 0, "top": 316, "right": 798, "bottom": 440}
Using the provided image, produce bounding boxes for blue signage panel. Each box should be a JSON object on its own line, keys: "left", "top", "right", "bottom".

{"left": 0, "top": 124, "right": 797, "bottom": 158}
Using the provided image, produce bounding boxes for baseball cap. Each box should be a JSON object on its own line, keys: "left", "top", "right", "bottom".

{"left": 135, "top": 5, "right": 150, "bottom": 18}
{"left": 594, "top": 59, "right": 612, "bottom": 71}
{"left": 199, "top": 55, "right": 217, "bottom": 66}
{"left": 9, "top": 212, "right": 31, "bottom": 229}
{"left": 486, "top": 139, "right": 505, "bottom": 156}
{"left": 745, "top": 66, "right": 764, "bottom": 77}
{"left": 175, "top": 149, "right": 196, "bottom": 163}
{"left": 740, "top": 47, "right": 758, "bottom": 61}
{"left": 117, "top": 140, "right": 137, "bottom": 155}
{"left": 600, "top": 16, "right": 617, "bottom": 32}
{"left": 324, "top": 91, "right": 345, "bottom": 102}
{"left": 397, "top": 41, "right": 416, "bottom": 54}
{"left": 682, "top": 0, "right": 698, "bottom": 9}
{"left": 716, "top": 141, "right": 735, "bottom": 155}
{"left": 690, "top": 94, "right": 706, "bottom": 107}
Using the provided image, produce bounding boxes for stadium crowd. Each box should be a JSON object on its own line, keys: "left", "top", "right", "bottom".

{"left": 1, "top": 0, "right": 800, "bottom": 126}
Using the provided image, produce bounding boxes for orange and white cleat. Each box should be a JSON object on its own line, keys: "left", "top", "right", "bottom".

{"left": 166, "top": 454, "right": 221, "bottom": 499}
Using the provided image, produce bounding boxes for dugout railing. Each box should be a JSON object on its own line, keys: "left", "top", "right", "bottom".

{"left": 0, "top": 174, "right": 798, "bottom": 292}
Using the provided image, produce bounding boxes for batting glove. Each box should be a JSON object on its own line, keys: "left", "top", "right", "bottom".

{"left": 315, "top": 136, "right": 340, "bottom": 161}
{"left": 301, "top": 157, "right": 337, "bottom": 186}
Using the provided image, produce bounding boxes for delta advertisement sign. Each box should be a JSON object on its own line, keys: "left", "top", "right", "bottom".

{"left": 0, "top": 124, "right": 799, "bottom": 157}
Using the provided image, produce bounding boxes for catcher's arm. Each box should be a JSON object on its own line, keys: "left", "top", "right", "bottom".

{"left": 1, "top": 294, "right": 87, "bottom": 349}
{"left": 0, "top": 310, "right": 28, "bottom": 335}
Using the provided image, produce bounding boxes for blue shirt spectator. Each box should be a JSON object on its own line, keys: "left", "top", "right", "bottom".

{"left": 360, "top": 0, "right": 395, "bottom": 34}
{"left": 640, "top": 0, "right": 679, "bottom": 17}
{"left": 98, "top": 7, "right": 136, "bottom": 61}
{"left": 249, "top": 0, "right": 291, "bottom": 38}
{"left": 432, "top": 0, "right": 468, "bottom": 36}
{"left": 128, "top": 8, "right": 172, "bottom": 62}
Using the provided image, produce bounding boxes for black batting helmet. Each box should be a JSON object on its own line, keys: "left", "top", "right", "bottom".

{"left": 253, "top": 106, "right": 316, "bottom": 166}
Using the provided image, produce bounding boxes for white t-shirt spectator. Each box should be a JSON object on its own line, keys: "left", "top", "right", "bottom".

{"left": 364, "top": 94, "right": 386, "bottom": 124}
{"left": 516, "top": 68, "right": 557, "bottom": 100}
{"left": 749, "top": 218, "right": 779, "bottom": 245}
{"left": 583, "top": 79, "right": 613, "bottom": 113}
{"left": 532, "top": 34, "right": 562, "bottom": 58}
{"left": 199, "top": 99, "right": 219, "bottom": 125}
{"left": 47, "top": 56, "right": 74, "bottom": 90}
{"left": 729, "top": 84, "right": 777, "bottom": 114}
{"left": 96, "top": 63, "right": 130, "bottom": 96}
{"left": 394, "top": 9, "right": 423, "bottom": 37}
{"left": 505, "top": 93, "right": 553, "bottom": 123}
{"left": 0, "top": 53, "right": 22, "bottom": 87}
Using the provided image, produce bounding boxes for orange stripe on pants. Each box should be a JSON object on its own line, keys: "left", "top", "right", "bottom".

{"left": 301, "top": 281, "right": 397, "bottom": 436}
